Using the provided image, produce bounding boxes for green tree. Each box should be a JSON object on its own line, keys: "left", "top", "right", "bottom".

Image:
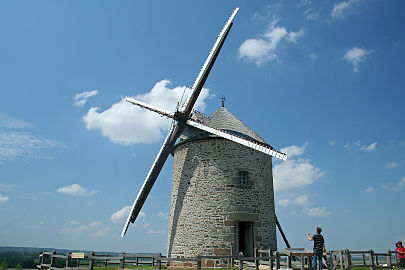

{"left": 1, "top": 259, "right": 8, "bottom": 270}
{"left": 16, "top": 262, "right": 22, "bottom": 270}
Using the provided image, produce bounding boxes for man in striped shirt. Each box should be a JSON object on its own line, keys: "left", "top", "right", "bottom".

{"left": 307, "top": 227, "right": 326, "bottom": 270}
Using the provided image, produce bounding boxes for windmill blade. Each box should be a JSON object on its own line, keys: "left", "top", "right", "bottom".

{"left": 122, "top": 124, "right": 177, "bottom": 237}
{"left": 186, "top": 119, "right": 287, "bottom": 161}
{"left": 182, "top": 8, "right": 239, "bottom": 116}
{"left": 126, "top": 97, "right": 175, "bottom": 119}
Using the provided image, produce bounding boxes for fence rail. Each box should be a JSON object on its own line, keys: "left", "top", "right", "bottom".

{"left": 37, "top": 249, "right": 401, "bottom": 270}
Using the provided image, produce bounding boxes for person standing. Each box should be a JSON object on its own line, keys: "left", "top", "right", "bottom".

{"left": 396, "top": 241, "right": 405, "bottom": 270}
{"left": 307, "top": 227, "right": 326, "bottom": 270}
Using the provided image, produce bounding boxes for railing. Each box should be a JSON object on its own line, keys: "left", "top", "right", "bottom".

{"left": 37, "top": 251, "right": 165, "bottom": 270}
{"left": 328, "top": 249, "right": 399, "bottom": 270}
{"left": 37, "top": 249, "right": 401, "bottom": 270}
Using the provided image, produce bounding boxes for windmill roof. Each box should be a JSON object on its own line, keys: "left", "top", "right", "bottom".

{"left": 191, "top": 107, "right": 268, "bottom": 145}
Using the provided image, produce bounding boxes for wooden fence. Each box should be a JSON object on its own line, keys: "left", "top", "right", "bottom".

{"left": 328, "top": 249, "right": 400, "bottom": 270}
{"left": 37, "top": 252, "right": 164, "bottom": 270}
{"left": 37, "top": 249, "right": 401, "bottom": 270}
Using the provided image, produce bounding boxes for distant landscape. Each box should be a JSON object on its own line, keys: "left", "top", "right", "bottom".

{"left": 0, "top": 246, "right": 118, "bottom": 269}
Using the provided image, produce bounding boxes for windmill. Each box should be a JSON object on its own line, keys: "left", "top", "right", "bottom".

{"left": 121, "top": 8, "right": 289, "bottom": 260}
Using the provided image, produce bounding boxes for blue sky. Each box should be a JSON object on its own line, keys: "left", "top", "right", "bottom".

{"left": 1, "top": 0, "right": 405, "bottom": 253}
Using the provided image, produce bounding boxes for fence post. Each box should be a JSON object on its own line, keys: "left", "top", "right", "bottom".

{"left": 239, "top": 252, "right": 244, "bottom": 270}
{"left": 65, "top": 252, "right": 70, "bottom": 269}
{"left": 300, "top": 254, "right": 304, "bottom": 270}
{"left": 275, "top": 251, "right": 281, "bottom": 270}
{"left": 120, "top": 252, "right": 125, "bottom": 269}
{"left": 344, "top": 250, "right": 351, "bottom": 270}
{"left": 287, "top": 253, "right": 292, "bottom": 269}
{"left": 196, "top": 255, "right": 202, "bottom": 270}
{"left": 89, "top": 252, "right": 94, "bottom": 270}
{"left": 136, "top": 256, "right": 139, "bottom": 266}
{"left": 50, "top": 251, "right": 57, "bottom": 268}
{"left": 156, "top": 253, "right": 161, "bottom": 270}
{"left": 386, "top": 250, "right": 392, "bottom": 270}
{"left": 327, "top": 251, "right": 333, "bottom": 270}
{"left": 39, "top": 251, "right": 43, "bottom": 269}
{"left": 369, "top": 249, "right": 374, "bottom": 270}
{"left": 338, "top": 250, "right": 343, "bottom": 270}
{"left": 254, "top": 248, "right": 259, "bottom": 270}
{"left": 270, "top": 250, "right": 274, "bottom": 270}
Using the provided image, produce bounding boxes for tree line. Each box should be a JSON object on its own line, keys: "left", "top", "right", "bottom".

{"left": 0, "top": 251, "right": 39, "bottom": 269}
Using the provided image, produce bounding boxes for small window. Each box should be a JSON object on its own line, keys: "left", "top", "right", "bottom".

{"left": 239, "top": 171, "right": 248, "bottom": 185}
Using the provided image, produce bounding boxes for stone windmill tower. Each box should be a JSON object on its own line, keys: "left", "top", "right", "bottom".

{"left": 120, "top": 8, "right": 288, "bottom": 263}
{"left": 167, "top": 106, "right": 283, "bottom": 260}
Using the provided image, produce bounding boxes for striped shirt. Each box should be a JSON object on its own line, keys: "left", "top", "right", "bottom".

{"left": 312, "top": 234, "right": 324, "bottom": 251}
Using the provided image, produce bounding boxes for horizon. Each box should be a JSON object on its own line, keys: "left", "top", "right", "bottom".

{"left": 1, "top": 0, "right": 404, "bottom": 253}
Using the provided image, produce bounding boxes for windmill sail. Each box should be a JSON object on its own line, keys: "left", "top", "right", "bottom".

{"left": 121, "top": 8, "right": 239, "bottom": 237}
{"left": 186, "top": 119, "right": 287, "bottom": 161}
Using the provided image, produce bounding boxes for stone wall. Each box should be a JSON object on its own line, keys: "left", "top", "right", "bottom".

{"left": 166, "top": 137, "right": 277, "bottom": 260}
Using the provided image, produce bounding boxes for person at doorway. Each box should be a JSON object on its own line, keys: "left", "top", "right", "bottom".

{"left": 307, "top": 227, "right": 326, "bottom": 270}
{"left": 396, "top": 241, "right": 405, "bottom": 270}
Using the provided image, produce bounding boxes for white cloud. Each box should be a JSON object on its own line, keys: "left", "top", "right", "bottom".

{"left": 301, "top": 206, "right": 331, "bottom": 217}
{"left": 305, "top": 9, "right": 320, "bottom": 21}
{"left": 156, "top": 211, "right": 169, "bottom": 220}
{"left": 274, "top": 143, "right": 324, "bottom": 191}
{"left": 331, "top": 0, "right": 360, "bottom": 19}
{"left": 360, "top": 142, "right": 377, "bottom": 152}
{"left": 385, "top": 161, "right": 402, "bottom": 169}
{"left": 110, "top": 206, "right": 131, "bottom": 223}
{"left": 0, "top": 182, "right": 12, "bottom": 192}
{"left": 343, "top": 47, "right": 372, "bottom": 72}
{"left": 73, "top": 90, "right": 98, "bottom": 107}
{"left": 59, "top": 220, "right": 111, "bottom": 237}
{"left": 147, "top": 229, "right": 166, "bottom": 234}
{"left": 0, "top": 194, "right": 8, "bottom": 203}
{"left": 364, "top": 186, "right": 375, "bottom": 192}
{"left": 238, "top": 18, "right": 304, "bottom": 66}
{"left": 56, "top": 184, "right": 97, "bottom": 197}
{"left": 309, "top": 53, "right": 318, "bottom": 61}
{"left": 329, "top": 140, "right": 335, "bottom": 146}
{"left": 0, "top": 114, "right": 64, "bottom": 164}
{"left": 282, "top": 143, "right": 308, "bottom": 157}
{"left": 82, "top": 80, "right": 212, "bottom": 145}
{"left": 0, "top": 113, "right": 33, "bottom": 129}
{"left": 278, "top": 195, "right": 313, "bottom": 207}
{"left": 393, "top": 177, "right": 405, "bottom": 191}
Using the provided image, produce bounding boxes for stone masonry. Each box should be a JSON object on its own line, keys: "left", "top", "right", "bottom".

{"left": 166, "top": 136, "right": 277, "bottom": 263}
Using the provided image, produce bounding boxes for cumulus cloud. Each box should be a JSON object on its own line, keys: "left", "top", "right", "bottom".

{"left": 343, "top": 47, "right": 372, "bottom": 72}
{"left": 278, "top": 195, "right": 313, "bottom": 207}
{"left": 238, "top": 18, "right": 304, "bottom": 66}
{"left": 56, "top": 184, "right": 97, "bottom": 197}
{"left": 60, "top": 220, "right": 111, "bottom": 237}
{"left": 82, "top": 80, "right": 212, "bottom": 145}
{"left": 364, "top": 186, "right": 375, "bottom": 192}
{"left": 274, "top": 143, "right": 324, "bottom": 191}
{"left": 301, "top": 206, "right": 331, "bottom": 217}
{"left": 110, "top": 206, "right": 131, "bottom": 223}
{"left": 329, "top": 140, "right": 335, "bottom": 147}
{"left": 73, "top": 90, "right": 98, "bottom": 107}
{"left": 0, "top": 194, "right": 8, "bottom": 203}
{"left": 331, "top": 0, "right": 360, "bottom": 19}
{"left": 393, "top": 177, "right": 405, "bottom": 191}
{"left": 360, "top": 142, "right": 377, "bottom": 152}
